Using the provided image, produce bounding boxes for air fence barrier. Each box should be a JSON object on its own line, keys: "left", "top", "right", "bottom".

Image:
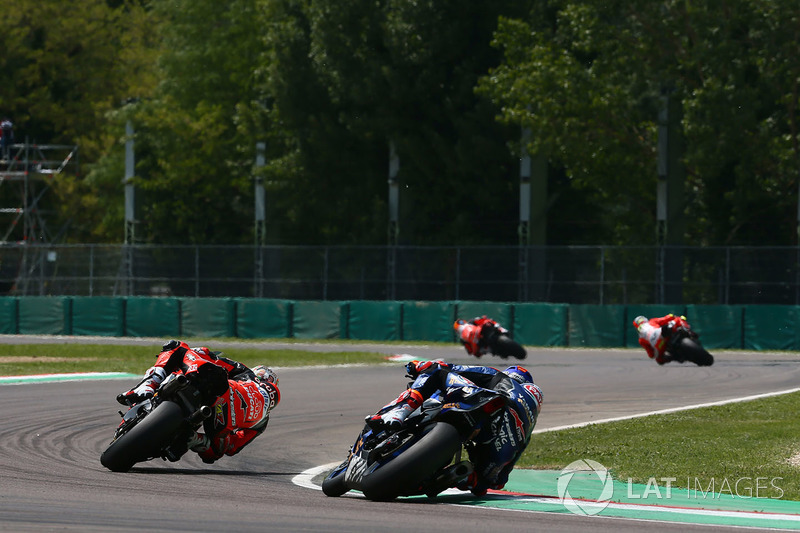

{"left": 1, "top": 296, "right": 799, "bottom": 351}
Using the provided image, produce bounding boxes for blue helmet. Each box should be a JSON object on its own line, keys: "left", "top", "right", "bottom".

{"left": 504, "top": 365, "right": 533, "bottom": 385}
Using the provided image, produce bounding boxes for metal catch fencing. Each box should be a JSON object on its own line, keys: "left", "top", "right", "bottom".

{"left": 2, "top": 244, "right": 799, "bottom": 305}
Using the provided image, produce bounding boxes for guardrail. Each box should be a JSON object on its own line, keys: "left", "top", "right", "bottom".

{"left": 0, "top": 296, "right": 794, "bottom": 351}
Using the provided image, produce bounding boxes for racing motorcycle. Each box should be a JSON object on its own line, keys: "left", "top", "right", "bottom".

{"left": 100, "top": 373, "right": 212, "bottom": 472}
{"left": 322, "top": 379, "right": 506, "bottom": 501}
{"left": 666, "top": 325, "right": 714, "bottom": 366}
{"left": 458, "top": 317, "right": 526, "bottom": 359}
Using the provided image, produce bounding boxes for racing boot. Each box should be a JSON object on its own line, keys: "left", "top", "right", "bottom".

{"left": 116, "top": 367, "right": 166, "bottom": 405}
{"left": 187, "top": 431, "right": 211, "bottom": 454}
{"left": 367, "top": 389, "right": 423, "bottom": 430}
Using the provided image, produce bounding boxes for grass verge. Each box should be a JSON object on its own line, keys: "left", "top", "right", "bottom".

{"left": 518, "top": 391, "right": 800, "bottom": 500}
{"left": 0, "top": 343, "right": 390, "bottom": 375}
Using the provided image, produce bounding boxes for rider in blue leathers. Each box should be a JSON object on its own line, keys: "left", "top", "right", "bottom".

{"left": 367, "top": 360, "right": 543, "bottom": 496}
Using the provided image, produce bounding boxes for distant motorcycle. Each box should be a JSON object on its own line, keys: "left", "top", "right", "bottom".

{"left": 455, "top": 316, "right": 526, "bottom": 359}
{"left": 322, "top": 381, "right": 507, "bottom": 501}
{"left": 100, "top": 373, "right": 211, "bottom": 472}
{"left": 666, "top": 325, "right": 714, "bottom": 366}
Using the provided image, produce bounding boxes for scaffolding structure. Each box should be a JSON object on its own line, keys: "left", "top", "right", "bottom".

{"left": 0, "top": 140, "right": 79, "bottom": 294}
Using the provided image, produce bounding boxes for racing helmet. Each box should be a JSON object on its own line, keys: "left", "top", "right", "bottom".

{"left": 253, "top": 364, "right": 279, "bottom": 388}
{"left": 633, "top": 315, "right": 648, "bottom": 328}
{"left": 252, "top": 365, "right": 280, "bottom": 409}
{"left": 504, "top": 365, "right": 533, "bottom": 385}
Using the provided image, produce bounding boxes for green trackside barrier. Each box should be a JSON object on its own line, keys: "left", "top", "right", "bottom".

{"left": 72, "top": 296, "right": 124, "bottom": 337}
{"left": 513, "top": 303, "right": 568, "bottom": 347}
{"left": 401, "top": 301, "right": 457, "bottom": 342}
{"left": 236, "top": 299, "right": 292, "bottom": 339}
{"left": 569, "top": 304, "right": 627, "bottom": 347}
{"left": 180, "top": 298, "right": 236, "bottom": 338}
{"left": 0, "top": 297, "right": 17, "bottom": 334}
{"left": 19, "top": 296, "right": 69, "bottom": 335}
{"left": 5, "top": 297, "right": 799, "bottom": 352}
{"left": 623, "top": 304, "right": 686, "bottom": 348}
{"left": 125, "top": 297, "right": 180, "bottom": 338}
{"left": 686, "top": 304, "right": 744, "bottom": 349}
{"left": 346, "top": 300, "right": 402, "bottom": 341}
{"left": 292, "top": 300, "right": 346, "bottom": 339}
{"left": 743, "top": 305, "right": 800, "bottom": 351}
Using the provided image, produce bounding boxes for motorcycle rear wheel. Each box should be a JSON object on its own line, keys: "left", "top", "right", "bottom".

{"left": 674, "top": 337, "right": 714, "bottom": 366}
{"left": 100, "top": 400, "right": 185, "bottom": 472}
{"left": 491, "top": 334, "right": 526, "bottom": 359}
{"left": 360, "top": 422, "right": 461, "bottom": 501}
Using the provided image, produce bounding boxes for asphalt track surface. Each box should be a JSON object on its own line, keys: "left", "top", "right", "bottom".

{"left": 2, "top": 336, "right": 800, "bottom": 532}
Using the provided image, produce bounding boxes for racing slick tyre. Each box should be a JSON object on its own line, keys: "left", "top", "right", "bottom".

{"left": 360, "top": 422, "right": 461, "bottom": 501}
{"left": 675, "top": 337, "right": 714, "bottom": 366}
{"left": 491, "top": 334, "right": 527, "bottom": 360}
{"left": 100, "top": 400, "right": 185, "bottom": 472}
{"left": 322, "top": 464, "right": 349, "bottom": 497}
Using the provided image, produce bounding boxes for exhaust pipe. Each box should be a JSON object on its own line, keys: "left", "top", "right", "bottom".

{"left": 189, "top": 405, "right": 213, "bottom": 423}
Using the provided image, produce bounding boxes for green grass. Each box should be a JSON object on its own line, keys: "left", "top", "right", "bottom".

{"left": 0, "top": 343, "right": 391, "bottom": 375}
{"left": 519, "top": 392, "right": 800, "bottom": 500}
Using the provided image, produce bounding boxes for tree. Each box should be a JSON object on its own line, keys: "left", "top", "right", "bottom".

{"left": 479, "top": 0, "right": 800, "bottom": 246}
{"left": 257, "top": 0, "right": 534, "bottom": 245}
{"left": 0, "top": 0, "right": 159, "bottom": 242}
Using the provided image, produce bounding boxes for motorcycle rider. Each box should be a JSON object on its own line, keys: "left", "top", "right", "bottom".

{"left": 633, "top": 314, "right": 694, "bottom": 365}
{"left": 182, "top": 363, "right": 280, "bottom": 463}
{"left": 117, "top": 339, "right": 253, "bottom": 405}
{"left": 117, "top": 340, "right": 280, "bottom": 463}
{"left": 454, "top": 315, "right": 504, "bottom": 357}
{"left": 367, "top": 360, "right": 543, "bottom": 496}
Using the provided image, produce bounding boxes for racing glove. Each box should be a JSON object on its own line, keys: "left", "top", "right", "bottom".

{"left": 405, "top": 359, "right": 450, "bottom": 379}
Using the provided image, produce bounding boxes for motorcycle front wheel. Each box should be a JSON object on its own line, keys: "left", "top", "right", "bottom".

{"left": 322, "top": 462, "right": 350, "bottom": 497}
{"left": 100, "top": 400, "right": 185, "bottom": 472}
{"left": 359, "top": 422, "right": 461, "bottom": 501}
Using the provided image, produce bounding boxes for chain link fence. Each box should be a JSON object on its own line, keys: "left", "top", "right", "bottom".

{"left": 2, "top": 244, "right": 799, "bottom": 305}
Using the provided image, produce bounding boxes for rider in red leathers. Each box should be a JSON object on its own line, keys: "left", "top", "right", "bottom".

{"left": 117, "top": 339, "right": 252, "bottom": 405}
{"left": 188, "top": 364, "right": 280, "bottom": 463}
{"left": 117, "top": 340, "right": 280, "bottom": 463}
{"left": 454, "top": 316, "right": 502, "bottom": 357}
{"left": 633, "top": 314, "right": 693, "bottom": 365}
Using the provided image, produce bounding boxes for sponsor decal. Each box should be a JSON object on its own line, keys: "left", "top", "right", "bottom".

{"left": 214, "top": 403, "right": 226, "bottom": 429}
{"left": 243, "top": 383, "right": 264, "bottom": 421}
{"left": 523, "top": 383, "right": 543, "bottom": 406}
{"left": 345, "top": 455, "right": 367, "bottom": 484}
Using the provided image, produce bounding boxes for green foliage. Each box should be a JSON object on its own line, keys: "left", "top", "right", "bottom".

{"left": 4, "top": 0, "right": 800, "bottom": 246}
{"left": 0, "top": 0, "right": 160, "bottom": 242}
{"left": 481, "top": 0, "right": 800, "bottom": 246}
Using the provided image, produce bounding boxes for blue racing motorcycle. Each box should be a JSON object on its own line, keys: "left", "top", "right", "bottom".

{"left": 322, "top": 379, "right": 506, "bottom": 501}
